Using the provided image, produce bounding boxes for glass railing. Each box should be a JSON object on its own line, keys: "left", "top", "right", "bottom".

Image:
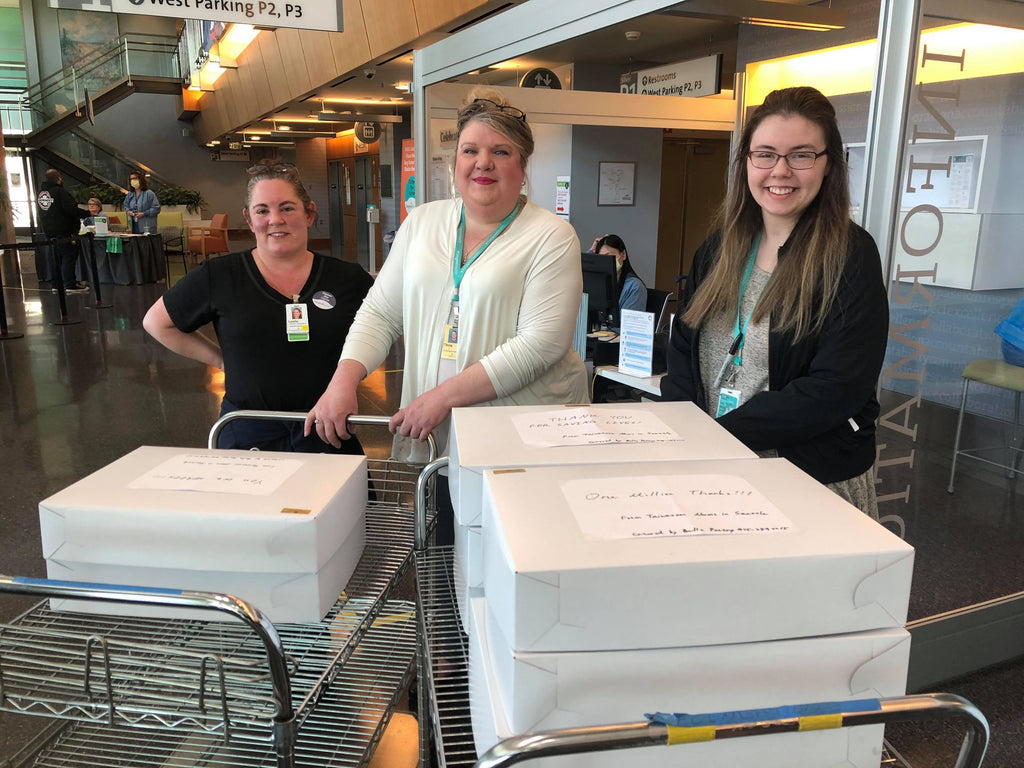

{"left": 46, "top": 128, "right": 175, "bottom": 192}
{"left": 21, "top": 34, "right": 180, "bottom": 133}
{"left": 0, "top": 99, "right": 31, "bottom": 133}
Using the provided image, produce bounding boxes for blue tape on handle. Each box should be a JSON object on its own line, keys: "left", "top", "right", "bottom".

{"left": 646, "top": 698, "right": 881, "bottom": 727}
{"left": 12, "top": 576, "right": 185, "bottom": 596}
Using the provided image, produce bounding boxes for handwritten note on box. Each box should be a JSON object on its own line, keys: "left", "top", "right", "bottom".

{"left": 561, "top": 474, "right": 794, "bottom": 540}
{"left": 128, "top": 453, "right": 303, "bottom": 496}
{"left": 510, "top": 408, "right": 682, "bottom": 448}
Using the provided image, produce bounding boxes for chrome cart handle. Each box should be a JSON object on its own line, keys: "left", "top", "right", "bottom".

{"left": 0, "top": 574, "right": 294, "bottom": 724}
{"left": 474, "top": 693, "right": 989, "bottom": 768}
{"left": 208, "top": 410, "right": 437, "bottom": 460}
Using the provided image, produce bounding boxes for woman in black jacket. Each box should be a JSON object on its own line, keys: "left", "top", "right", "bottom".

{"left": 662, "top": 86, "right": 888, "bottom": 516}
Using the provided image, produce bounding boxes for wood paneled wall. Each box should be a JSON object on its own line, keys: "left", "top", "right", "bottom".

{"left": 192, "top": 0, "right": 505, "bottom": 145}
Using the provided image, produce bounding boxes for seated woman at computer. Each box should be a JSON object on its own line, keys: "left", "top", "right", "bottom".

{"left": 591, "top": 234, "right": 648, "bottom": 314}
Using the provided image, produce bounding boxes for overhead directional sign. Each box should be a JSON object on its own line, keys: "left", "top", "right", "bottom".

{"left": 620, "top": 54, "right": 722, "bottom": 98}
{"left": 49, "top": 0, "right": 344, "bottom": 32}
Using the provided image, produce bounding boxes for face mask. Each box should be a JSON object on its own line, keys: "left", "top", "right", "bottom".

{"left": 130, "top": 179, "right": 141, "bottom": 189}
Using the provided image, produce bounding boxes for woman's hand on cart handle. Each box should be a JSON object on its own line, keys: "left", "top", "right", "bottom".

{"left": 390, "top": 388, "right": 451, "bottom": 441}
{"left": 306, "top": 360, "right": 367, "bottom": 447}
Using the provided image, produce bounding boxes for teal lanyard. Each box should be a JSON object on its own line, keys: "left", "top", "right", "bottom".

{"left": 730, "top": 232, "right": 762, "bottom": 366}
{"left": 452, "top": 198, "right": 522, "bottom": 301}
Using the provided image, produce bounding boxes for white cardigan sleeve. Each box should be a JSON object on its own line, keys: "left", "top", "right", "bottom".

{"left": 477, "top": 210, "right": 582, "bottom": 397}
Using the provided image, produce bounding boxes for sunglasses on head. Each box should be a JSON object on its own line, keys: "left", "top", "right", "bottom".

{"left": 469, "top": 98, "right": 527, "bottom": 122}
{"left": 247, "top": 162, "right": 301, "bottom": 176}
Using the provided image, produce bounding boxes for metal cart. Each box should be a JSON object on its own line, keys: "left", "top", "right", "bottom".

{"left": 411, "top": 459, "right": 990, "bottom": 768}
{"left": 0, "top": 413, "right": 435, "bottom": 768}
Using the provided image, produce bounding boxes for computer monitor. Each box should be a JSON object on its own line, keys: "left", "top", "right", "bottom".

{"left": 581, "top": 251, "right": 619, "bottom": 330}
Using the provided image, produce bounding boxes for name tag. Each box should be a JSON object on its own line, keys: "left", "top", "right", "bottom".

{"left": 716, "top": 387, "right": 741, "bottom": 418}
{"left": 441, "top": 324, "right": 458, "bottom": 359}
{"left": 286, "top": 303, "right": 310, "bottom": 342}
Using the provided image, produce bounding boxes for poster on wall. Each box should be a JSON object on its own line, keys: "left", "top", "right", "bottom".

{"left": 555, "top": 176, "right": 570, "bottom": 219}
{"left": 400, "top": 139, "right": 415, "bottom": 223}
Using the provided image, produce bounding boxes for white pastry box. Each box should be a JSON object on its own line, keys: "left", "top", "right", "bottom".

{"left": 449, "top": 402, "right": 756, "bottom": 624}
{"left": 468, "top": 597, "right": 910, "bottom": 768}
{"left": 38, "top": 446, "right": 367, "bottom": 623}
{"left": 449, "top": 402, "right": 756, "bottom": 527}
{"left": 482, "top": 458, "right": 913, "bottom": 652}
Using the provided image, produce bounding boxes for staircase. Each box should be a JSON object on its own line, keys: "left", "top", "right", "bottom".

{"left": 36, "top": 127, "right": 178, "bottom": 197}
{"left": 16, "top": 34, "right": 182, "bottom": 150}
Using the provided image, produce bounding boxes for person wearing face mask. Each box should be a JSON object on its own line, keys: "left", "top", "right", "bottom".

{"left": 82, "top": 198, "right": 103, "bottom": 228}
{"left": 124, "top": 170, "right": 160, "bottom": 235}
{"left": 589, "top": 233, "right": 648, "bottom": 316}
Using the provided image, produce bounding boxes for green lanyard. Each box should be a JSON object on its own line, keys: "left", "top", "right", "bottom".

{"left": 730, "top": 232, "right": 762, "bottom": 367}
{"left": 451, "top": 199, "right": 522, "bottom": 301}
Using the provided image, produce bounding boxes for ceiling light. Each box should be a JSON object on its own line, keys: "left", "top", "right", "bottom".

{"left": 224, "top": 23, "right": 259, "bottom": 45}
{"left": 625, "top": 30, "right": 641, "bottom": 41}
{"left": 317, "top": 111, "right": 403, "bottom": 123}
{"left": 745, "top": 17, "right": 843, "bottom": 32}
{"left": 270, "top": 129, "right": 339, "bottom": 138}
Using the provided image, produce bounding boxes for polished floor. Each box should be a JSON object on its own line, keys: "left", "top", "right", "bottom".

{"left": 0, "top": 258, "right": 1021, "bottom": 767}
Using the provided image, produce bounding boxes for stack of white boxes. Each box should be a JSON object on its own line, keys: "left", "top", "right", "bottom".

{"left": 449, "top": 404, "right": 915, "bottom": 767}
{"left": 449, "top": 402, "right": 758, "bottom": 626}
{"left": 38, "top": 446, "right": 368, "bottom": 623}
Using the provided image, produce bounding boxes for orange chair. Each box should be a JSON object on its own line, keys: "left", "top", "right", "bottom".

{"left": 187, "top": 213, "right": 229, "bottom": 260}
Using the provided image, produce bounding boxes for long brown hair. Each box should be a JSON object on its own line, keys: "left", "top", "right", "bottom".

{"left": 682, "top": 86, "right": 851, "bottom": 341}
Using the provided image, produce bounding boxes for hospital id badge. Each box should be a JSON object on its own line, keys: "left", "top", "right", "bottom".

{"left": 441, "top": 324, "right": 458, "bottom": 359}
{"left": 286, "top": 302, "right": 310, "bottom": 342}
{"left": 716, "top": 387, "right": 741, "bottom": 418}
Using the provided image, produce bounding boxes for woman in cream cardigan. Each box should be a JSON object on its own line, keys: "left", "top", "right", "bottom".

{"left": 306, "top": 88, "right": 588, "bottom": 460}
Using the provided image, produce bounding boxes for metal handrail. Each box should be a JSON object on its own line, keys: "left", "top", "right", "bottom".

{"left": 474, "top": 693, "right": 989, "bottom": 768}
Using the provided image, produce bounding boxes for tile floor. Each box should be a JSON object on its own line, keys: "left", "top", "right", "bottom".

{"left": 0, "top": 259, "right": 1021, "bottom": 767}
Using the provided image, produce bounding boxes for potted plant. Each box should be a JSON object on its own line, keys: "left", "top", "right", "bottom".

{"left": 159, "top": 186, "right": 207, "bottom": 217}
{"left": 72, "top": 183, "right": 125, "bottom": 208}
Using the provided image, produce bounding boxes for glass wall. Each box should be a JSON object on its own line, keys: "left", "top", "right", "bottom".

{"left": 876, "top": 5, "right": 1024, "bottom": 620}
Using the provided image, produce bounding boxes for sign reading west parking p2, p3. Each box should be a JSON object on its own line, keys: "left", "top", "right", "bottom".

{"left": 87, "top": 0, "right": 344, "bottom": 32}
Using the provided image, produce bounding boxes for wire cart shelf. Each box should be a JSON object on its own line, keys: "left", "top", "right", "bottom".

{"left": 0, "top": 414, "right": 434, "bottom": 768}
{"left": 411, "top": 460, "right": 990, "bottom": 768}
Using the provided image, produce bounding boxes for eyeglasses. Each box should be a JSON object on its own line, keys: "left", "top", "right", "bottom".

{"left": 469, "top": 98, "right": 527, "bottom": 122}
{"left": 247, "top": 162, "right": 301, "bottom": 177}
{"left": 747, "top": 150, "right": 827, "bottom": 170}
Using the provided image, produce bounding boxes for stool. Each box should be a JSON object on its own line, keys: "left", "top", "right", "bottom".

{"left": 947, "top": 358, "right": 1024, "bottom": 493}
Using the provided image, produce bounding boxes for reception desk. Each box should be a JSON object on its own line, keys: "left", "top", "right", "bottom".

{"left": 86, "top": 234, "right": 164, "bottom": 285}
{"left": 36, "top": 235, "right": 165, "bottom": 286}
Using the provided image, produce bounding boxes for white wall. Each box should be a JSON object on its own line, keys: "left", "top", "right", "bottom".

{"left": 569, "top": 124, "right": 663, "bottom": 285}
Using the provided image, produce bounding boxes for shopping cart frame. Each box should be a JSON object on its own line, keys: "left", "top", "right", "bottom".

{"left": 0, "top": 413, "right": 436, "bottom": 768}
{"left": 473, "top": 693, "right": 989, "bottom": 768}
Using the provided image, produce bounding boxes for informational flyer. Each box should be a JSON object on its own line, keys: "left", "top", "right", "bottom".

{"left": 561, "top": 474, "right": 794, "bottom": 540}
{"left": 510, "top": 407, "right": 681, "bottom": 448}
{"left": 555, "top": 176, "right": 571, "bottom": 219}
{"left": 128, "top": 453, "right": 303, "bottom": 496}
{"left": 618, "top": 308, "right": 655, "bottom": 377}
